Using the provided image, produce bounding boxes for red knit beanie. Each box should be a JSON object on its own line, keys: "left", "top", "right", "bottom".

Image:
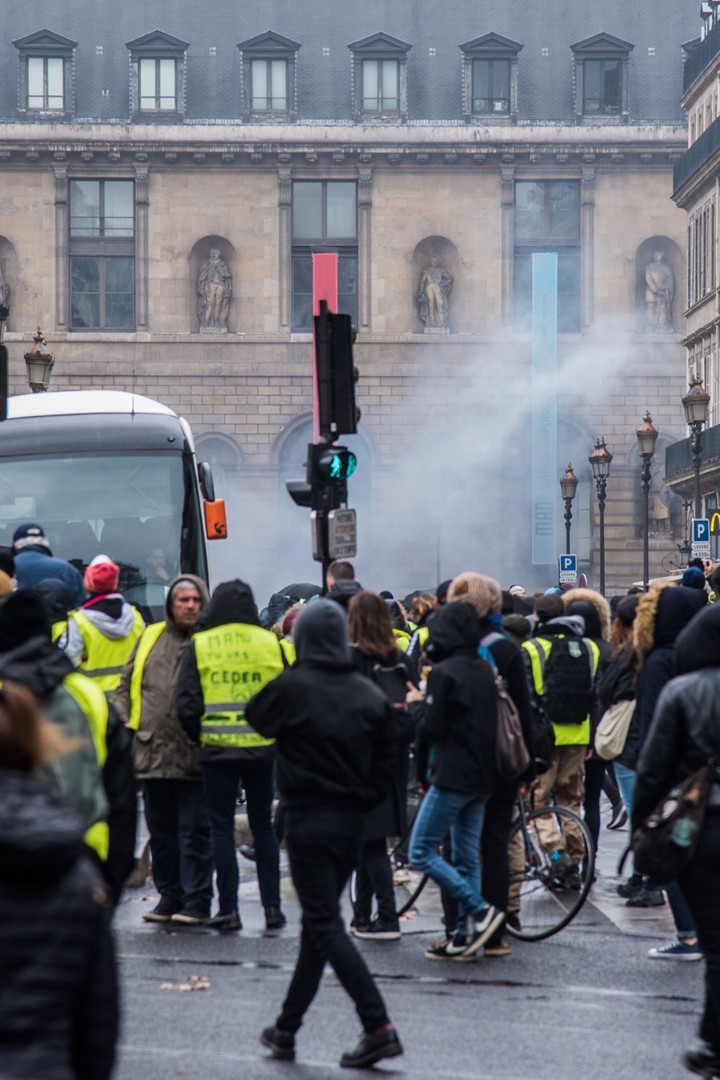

{"left": 84, "top": 554, "right": 120, "bottom": 595}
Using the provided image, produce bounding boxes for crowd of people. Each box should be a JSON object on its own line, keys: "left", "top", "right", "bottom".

{"left": 1, "top": 521, "right": 720, "bottom": 1077}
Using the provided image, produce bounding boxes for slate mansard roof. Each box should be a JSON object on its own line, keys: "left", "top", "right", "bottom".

{"left": 0, "top": 0, "right": 701, "bottom": 125}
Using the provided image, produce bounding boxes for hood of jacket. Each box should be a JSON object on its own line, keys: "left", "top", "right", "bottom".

{"left": 33, "top": 577, "right": 76, "bottom": 623}
{"left": 0, "top": 769, "right": 85, "bottom": 885}
{"left": 164, "top": 573, "right": 211, "bottom": 632}
{"left": 502, "top": 612, "right": 532, "bottom": 640}
{"left": 79, "top": 594, "right": 138, "bottom": 639}
{"left": 675, "top": 603, "right": 720, "bottom": 674}
{"left": 199, "top": 579, "right": 258, "bottom": 630}
{"left": 0, "top": 589, "right": 52, "bottom": 654}
{"left": 0, "top": 636, "right": 73, "bottom": 697}
{"left": 634, "top": 581, "right": 706, "bottom": 657}
{"left": 426, "top": 601, "right": 482, "bottom": 661}
{"left": 327, "top": 579, "right": 363, "bottom": 609}
{"left": 563, "top": 588, "right": 610, "bottom": 640}
{"left": 294, "top": 598, "right": 350, "bottom": 667}
{"left": 537, "top": 613, "right": 586, "bottom": 638}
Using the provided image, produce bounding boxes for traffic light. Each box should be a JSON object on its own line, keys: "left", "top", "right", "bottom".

{"left": 315, "top": 303, "right": 360, "bottom": 438}
{"left": 308, "top": 444, "right": 357, "bottom": 485}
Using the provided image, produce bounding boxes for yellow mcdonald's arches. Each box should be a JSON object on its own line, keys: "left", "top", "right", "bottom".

{"left": 711, "top": 512, "right": 720, "bottom": 535}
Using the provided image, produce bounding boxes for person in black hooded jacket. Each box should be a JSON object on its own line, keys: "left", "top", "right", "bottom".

{"left": 406, "top": 602, "right": 505, "bottom": 961}
{"left": 245, "top": 599, "right": 404, "bottom": 1069}
{"left": 633, "top": 603, "right": 720, "bottom": 1077}
{"left": 176, "top": 579, "right": 286, "bottom": 931}
{"left": 0, "top": 678, "right": 118, "bottom": 1080}
{"left": 0, "top": 590, "right": 135, "bottom": 905}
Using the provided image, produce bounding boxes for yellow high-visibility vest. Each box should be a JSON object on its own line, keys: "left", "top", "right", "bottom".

{"left": 69, "top": 607, "right": 145, "bottom": 697}
{"left": 194, "top": 623, "right": 284, "bottom": 749}
{"left": 127, "top": 622, "right": 166, "bottom": 731}
{"left": 522, "top": 635, "right": 600, "bottom": 747}
{"left": 63, "top": 671, "right": 110, "bottom": 860}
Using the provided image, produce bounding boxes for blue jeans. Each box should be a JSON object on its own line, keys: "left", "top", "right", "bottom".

{"left": 409, "top": 785, "right": 491, "bottom": 925}
{"left": 202, "top": 759, "right": 280, "bottom": 915}
{"left": 614, "top": 762, "right": 636, "bottom": 815}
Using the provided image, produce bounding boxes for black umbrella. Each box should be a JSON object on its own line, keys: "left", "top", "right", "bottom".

{"left": 280, "top": 582, "right": 322, "bottom": 601}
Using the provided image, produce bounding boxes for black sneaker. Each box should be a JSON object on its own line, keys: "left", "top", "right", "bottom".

{"left": 170, "top": 907, "right": 208, "bottom": 926}
{"left": 142, "top": 901, "right": 180, "bottom": 923}
{"left": 684, "top": 1038, "right": 720, "bottom": 1077}
{"left": 352, "top": 918, "right": 401, "bottom": 941}
{"left": 265, "top": 906, "right": 287, "bottom": 930}
{"left": 350, "top": 917, "right": 372, "bottom": 936}
{"left": 260, "top": 1025, "right": 295, "bottom": 1061}
{"left": 458, "top": 906, "right": 506, "bottom": 958}
{"left": 239, "top": 844, "right": 256, "bottom": 862}
{"left": 340, "top": 1025, "right": 403, "bottom": 1068}
{"left": 206, "top": 911, "right": 242, "bottom": 931}
{"left": 505, "top": 912, "right": 521, "bottom": 932}
{"left": 607, "top": 806, "right": 628, "bottom": 830}
{"left": 626, "top": 887, "right": 665, "bottom": 908}
{"left": 424, "top": 936, "right": 453, "bottom": 960}
{"left": 616, "top": 875, "right": 644, "bottom": 899}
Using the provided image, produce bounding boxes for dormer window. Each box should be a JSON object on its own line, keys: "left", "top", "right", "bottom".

{"left": 13, "top": 29, "right": 77, "bottom": 117}
{"left": 571, "top": 33, "right": 633, "bottom": 120}
{"left": 126, "top": 31, "right": 189, "bottom": 118}
{"left": 349, "top": 33, "right": 411, "bottom": 121}
{"left": 237, "top": 32, "right": 300, "bottom": 121}
{"left": 462, "top": 33, "right": 524, "bottom": 121}
{"left": 460, "top": 34, "right": 522, "bottom": 122}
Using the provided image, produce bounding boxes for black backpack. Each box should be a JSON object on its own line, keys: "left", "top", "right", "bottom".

{"left": 541, "top": 635, "right": 595, "bottom": 726}
{"left": 371, "top": 660, "right": 410, "bottom": 706}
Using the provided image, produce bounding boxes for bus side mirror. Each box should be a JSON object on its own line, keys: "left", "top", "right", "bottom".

{"left": 198, "top": 461, "right": 215, "bottom": 502}
{"left": 204, "top": 499, "right": 227, "bottom": 540}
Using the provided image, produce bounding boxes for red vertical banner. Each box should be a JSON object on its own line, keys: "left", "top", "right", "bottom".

{"left": 313, "top": 253, "right": 338, "bottom": 443}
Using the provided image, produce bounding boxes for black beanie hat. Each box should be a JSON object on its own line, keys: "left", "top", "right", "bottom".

{"left": 0, "top": 589, "right": 52, "bottom": 652}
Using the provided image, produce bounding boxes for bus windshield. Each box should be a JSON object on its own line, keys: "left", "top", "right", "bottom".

{"left": 0, "top": 451, "right": 207, "bottom": 622}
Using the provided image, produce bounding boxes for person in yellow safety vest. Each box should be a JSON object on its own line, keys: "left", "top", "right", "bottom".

{"left": 115, "top": 574, "right": 214, "bottom": 926}
{"left": 176, "top": 579, "right": 287, "bottom": 933}
{"left": 386, "top": 599, "right": 412, "bottom": 654}
{"left": 521, "top": 593, "right": 600, "bottom": 880}
{"left": 0, "top": 588, "right": 136, "bottom": 904}
{"left": 406, "top": 593, "right": 437, "bottom": 666}
{"left": 61, "top": 555, "right": 145, "bottom": 699}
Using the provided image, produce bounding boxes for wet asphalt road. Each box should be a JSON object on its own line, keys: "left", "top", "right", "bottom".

{"left": 112, "top": 806, "right": 702, "bottom": 1080}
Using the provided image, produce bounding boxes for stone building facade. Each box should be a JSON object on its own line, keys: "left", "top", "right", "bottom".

{"left": 667, "top": 9, "right": 720, "bottom": 563}
{"left": 0, "top": 1, "right": 701, "bottom": 598}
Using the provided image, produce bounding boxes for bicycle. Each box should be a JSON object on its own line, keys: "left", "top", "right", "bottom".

{"left": 505, "top": 796, "right": 595, "bottom": 941}
{"left": 350, "top": 790, "right": 595, "bottom": 940}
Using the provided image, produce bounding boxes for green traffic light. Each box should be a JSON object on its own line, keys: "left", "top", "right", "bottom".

{"left": 330, "top": 450, "right": 357, "bottom": 479}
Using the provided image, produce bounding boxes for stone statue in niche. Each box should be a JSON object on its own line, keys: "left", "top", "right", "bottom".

{"left": 416, "top": 255, "right": 453, "bottom": 332}
{"left": 197, "top": 248, "right": 231, "bottom": 333}
{"left": 644, "top": 251, "right": 674, "bottom": 333}
{"left": 0, "top": 264, "right": 10, "bottom": 312}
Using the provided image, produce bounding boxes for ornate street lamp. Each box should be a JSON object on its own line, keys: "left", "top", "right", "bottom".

{"left": 588, "top": 436, "right": 613, "bottom": 596}
{"left": 559, "top": 463, "right": 579, "bottom": 556}
{"left": 682, "top": 373, "right": 710, "bottom": 519}
{"left": 24, "top": 326, "right": 54, "bottom": 393}
{"left": 636, "top": 410, "right": 659, "bottom": 592}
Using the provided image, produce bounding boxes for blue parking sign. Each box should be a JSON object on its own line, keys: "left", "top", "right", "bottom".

{"left": 693, "top": 519, "right": 710, "bottom": 543}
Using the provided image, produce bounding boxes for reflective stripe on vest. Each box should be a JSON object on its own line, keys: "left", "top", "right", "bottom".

{"left": 63, "top": 671, "right": 110, "bottom": 860}
{"left": 521, "top": 634, "right": 600, "bottom": 747}
{"left": 194, "top": 624, "right": 285, "bottom": 749}
{"left": 128, "top": 622, "right": 166, "bottom": 731}
{"left": 71, "top": 608, "right": 145, "bottom": 695}
{"left": 52, "top": 620, "right": 67, "bottom": 645}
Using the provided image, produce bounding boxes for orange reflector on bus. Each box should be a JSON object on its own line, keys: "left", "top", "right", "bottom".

{"left": 204, "top": 500, "right": 227, "bottom": 540}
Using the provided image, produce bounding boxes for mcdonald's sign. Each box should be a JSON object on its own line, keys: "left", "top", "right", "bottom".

{"left": 711, "top": 512, "right": 720, "bottom": 535}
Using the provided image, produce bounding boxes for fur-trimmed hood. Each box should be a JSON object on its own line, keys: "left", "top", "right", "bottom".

{"left": 562, "top": 587, "right": 610, "bottom": 641}
{"left": 633, "top": 580, "right": 705, "bottom": 658}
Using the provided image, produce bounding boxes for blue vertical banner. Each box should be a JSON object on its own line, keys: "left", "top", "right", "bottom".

{"left": 531, "top": 252, "right": 558, "bottom": 565}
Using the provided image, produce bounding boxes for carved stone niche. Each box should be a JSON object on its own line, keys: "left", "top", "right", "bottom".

{"left": 0, "top": 238, "right": 17, "bottom": 328}
{"left": 412, "top": 235, "right": 459, "bottom": 334}
{"left": 635, "top": 235, "right": 682, "bottom": 334}
{"left": 189, "top": 236, "right": 237, "bottom": 334}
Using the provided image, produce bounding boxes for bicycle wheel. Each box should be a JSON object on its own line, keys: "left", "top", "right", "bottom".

{"left": 505, "top": 804, "right": 596, "bottom": 941}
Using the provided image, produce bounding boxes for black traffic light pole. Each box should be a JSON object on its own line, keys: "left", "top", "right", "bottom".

{"left": 285, "top": 299, "right": 359, "bottom": 589}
